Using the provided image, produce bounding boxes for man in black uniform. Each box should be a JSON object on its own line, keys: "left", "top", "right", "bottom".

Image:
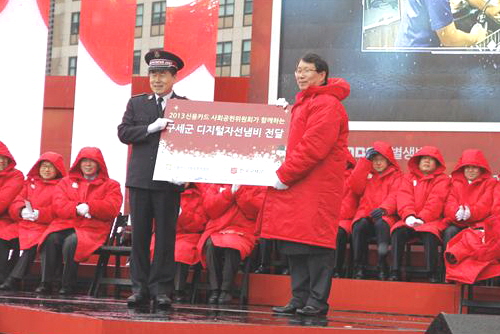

{"left": 118, "top": 50, "right": 186, "bottom": 308}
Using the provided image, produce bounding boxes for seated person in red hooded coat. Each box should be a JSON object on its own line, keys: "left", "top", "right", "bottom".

{"left": 349, "top": 142, "right": 402, "bottom": 280}
{"left": 390, "top": 146, "right": 451, "bottom": 283}
{"left": 0, "top": 141, "right": 24, "bottom": 283}
{"left": 333, "top": 150, "right": 359, "bottom": 278}
{"left": 172, "top": 182, "right": 209, "bottom": 302}
{"left": 445, "top": 182, "right": 500, "bottom": 284}
{"left": 443, "top": 149, "right": 496, "bottom": 250}
{"left": 36, "top": 147, "right": 123, "bottom": 295}
{"left": 197, "top": 184, "right": 264, "bottom": 304}
{"left": 0, "top": 152, "right": 66, "bottom": 291}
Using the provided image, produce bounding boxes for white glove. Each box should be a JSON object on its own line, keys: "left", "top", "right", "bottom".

{"left": 76, "top": 203, "right": 90, "bottom": 216}
{"left": 405, "top": 215, "right": 417, "bottom": 227}
{"left": 273, "top": 98, "right": 289, "bottom": 109}
{"left": 231, "top": 184, "right": 240, "bottom": 194}
{"left": 413, "top": 218, "right": 424, "bottom": 226}
{"left": 21, "top": 207, "right": 34, "bottom": 220}
{"left": 147, "top": 118, "right": 174, "bottom": 134}
{"left": 84, "top": 213, "right": 92, "bottom": 219}
{"left": 30, "top": 209, "right": 39, "bottom": 221}
{"left": 272, "top": 174, "right": 289, "bottom": 190}
{"left": 463, "top": 206, "right": 471, "bottom": 221}
{"left": 455, "top": 205, "right": 465, "bottom": 221}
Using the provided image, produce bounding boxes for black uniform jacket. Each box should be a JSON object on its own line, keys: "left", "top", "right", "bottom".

{"left": 118, "top": 92, "right": 187, "bottom": 191}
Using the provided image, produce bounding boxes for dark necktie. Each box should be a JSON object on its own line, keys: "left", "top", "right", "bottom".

{"left": 157, "top": 97, "right": 164, "bottom": 118}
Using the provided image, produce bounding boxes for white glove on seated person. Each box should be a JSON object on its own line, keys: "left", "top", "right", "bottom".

{"left": 405, "top": 215, "right": 417, "bottom": 227}
{"left": 455, "top": 205, "right": 465, "bottom": 221}
{"left": 21, "top": 207, "right": 34, "bottom": 220}
{"left": 463, "top": 206, "right": 471, "bottom": 221}
{"left": 147, "top": 118, "right": 174, "bottom": 134}
{"left": 76, "top": 203, "right": 90, "bottom": 216}
{"left": 272, "top": 174, "right": 289, "bottom": 190}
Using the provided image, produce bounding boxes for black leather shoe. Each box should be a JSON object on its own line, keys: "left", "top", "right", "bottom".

{"left": 353, "top": 267, "right": 365, "bottom": 280}
{"left": 280, "top": 268, "right": 290, "bottom": 275}
{"left": 208, "top": 290, "right": 220, "bottom": 305}
{"left": 296, "top": 305, "right": 327, "bottom": 316}
{"left": 218, "top": 291, "right": 232, "bottom": 304}
{"left": 173, "top": 290, "right": 187, "bottom": 303}
{"left": 155, "top": 294, "right": 172, "bottom": 308}
{"left": 127, "top": 293, "right": 149, "bottom": 307}
{"left": 429, "top": 273, "right": 441, "bottom": 284}
{"left": 272, "top": 303, "right": 299, "bottom": 314}
{"left": 35, "top": 282, "right": 52, "bottom": 294}
{"left": 0, "top": 277, "right": 20, "bottom": 291}
{"left": 58, "top": 286, "right": 74, "bottom": 296}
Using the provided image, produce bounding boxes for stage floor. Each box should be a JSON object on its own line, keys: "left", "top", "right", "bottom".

{"left": 0, "top": 292, "right": 433, "bottom": 333}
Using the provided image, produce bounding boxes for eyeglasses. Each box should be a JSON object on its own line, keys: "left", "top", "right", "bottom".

{"left": 294, "top": 68, "right": 317, "bottom": 75}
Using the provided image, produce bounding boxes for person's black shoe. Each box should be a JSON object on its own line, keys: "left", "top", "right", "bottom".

{"left": 388, "top": 271, "right": 400, "bottom": 281}
{"left": 254, "top": 265, "right": 270, "bottom": 274}
{"left": 154, "top": 294, "right": 172, "bottom": 308}
{"left": 280, "top": 267, "right": 290, "bottom": 275}
{"left": 208, "top": 290, "right": 220, "bottom": 305}
{"left": 272, "top": 303, "right": 299, "bottom": 314}
{"left": 429, "top": 273, "right": 441, "bottom": 284}
{"left": 173, "top": 290, "right": 187, "bottom": 303}
{"left": 296, "top": 305, "right": 328, "bottom": 316}
{"left": 218, "top": 290, "right": 232, "bottom": 304}
{"left": 127, "top": 293, "right": 149, "bottom": 307}
{"left": 35, "top": 282, "right": 52, "bottom": 294}
{"left": 353, "top": 266, "right": 365, "bottom": 280}
{"left": 378, "top": 265, "right": 388, "bottom": 281}
{"left": 58, "top": 286, "right": 74, "bottom": 296}
{"left": 0, "top": 277, "right": 20, "bottom": 291}
{"left": 332, "top": 270, "right": 342, "bottom": 279}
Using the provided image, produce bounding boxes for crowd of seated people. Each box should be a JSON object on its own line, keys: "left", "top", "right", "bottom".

{"left": 2, "top": 139, "right": 500, "bottom": 301}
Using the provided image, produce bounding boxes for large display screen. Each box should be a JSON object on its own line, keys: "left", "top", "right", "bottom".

{"left": 278, "top": 0, "right": 500, "bottom": 122}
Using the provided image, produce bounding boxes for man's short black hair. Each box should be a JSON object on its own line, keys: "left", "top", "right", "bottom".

{"left": 299, "top": 53, "right": 329, "bottom": 85}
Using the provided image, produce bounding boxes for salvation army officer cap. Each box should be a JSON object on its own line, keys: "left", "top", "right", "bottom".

{"left": 145, "top": 50, "right": 184, "bottom": 72}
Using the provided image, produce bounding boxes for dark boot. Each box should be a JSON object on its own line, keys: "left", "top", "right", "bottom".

{"left": 0, "top": 277, "right": 20, "bottom": 291}
{"left": 35, "top": 282, "right": 52, "bottom": 294}
{"left": 388, "top": 270, "right": 400, "bottom": 281}
{"left": 208, "top": 290, "right": 220, "bottom": 304}
{"left": 353, "top": 265, "right": 365, "bottom": 280}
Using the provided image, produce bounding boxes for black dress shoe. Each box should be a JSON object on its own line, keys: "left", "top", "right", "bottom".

{"left": 173, "top": 290, "right": 187, "bottom": 303}
{"left": 353, "top": 267, "right": 365, "bottom": 280}
{"left": 388, "top": 271, "right": 400, "bottom": 281}
{"left": 208, "top": 290, "right": 220, "bottom": 305}
{"left": 272, "top": 303, "right": 300, "bottom": 314}
{"left": 429, "top": 273, "right": 441, "bottom": 284}
{"left": 296, "top": 305, "right": 327, "bottom": 316}
{"left": 127, "top": 293, "right": 149, "bottom": 307}
{"left": 35, "top": 282, "right": 52, "bottom": 294}
{"left": 0, "top": 277, "right": 20, "bottom": 291}
{"left": 154, "top": 294, "right": 172, "bottom": 308}
{"left": 254, "top": 265, "right": 270, "bottom": 274}
{"left": 280, "top": 268, "right": 290, "bottom": 275}
{"left": 59, "top": 286, "right": 75, "bottom": 296}
{"left": 218, "top": 290, "right": 232, "bottom": 304}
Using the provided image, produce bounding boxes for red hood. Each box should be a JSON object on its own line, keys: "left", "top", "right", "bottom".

{"left": 372, "top": 141, "right": 400, "bottom": 171}
{"left": 0, "top": 141, "right": 17, "bottom": 174}
{"left": 408, "top": 146, "right": 446, "bottom": 177}
{"left": 27, "top": 151, "right": 67, "bottom": 181}
{"left": 69, "top": 147, "right": 109, "bottom": 180}
{"left": 451, "top": 149, "right": 492, "bottom": 180}
{"left": 296, "top": 78, "right": 350, "bottom": 102}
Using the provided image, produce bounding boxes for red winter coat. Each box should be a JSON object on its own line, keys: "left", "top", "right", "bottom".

{"left": 38, "top": 147, "right": 123, "bottom": 262}
{"left": 391, "top": 146, "right": 451, "bottom": 240}
{"left": 0, "top": 141, "right": 24, "bottom": 241}
{"left": 339, "top": 150, "right": 359, "bottom": 234}
{"left": 175, "top": 183, "right": 209, "bottom": 265}
{"left": 444, "top": 149, "right": 496, "bottom": 230}
{"left": 259, "top": 78, "right": 350, "bottom": 249}
{"left": 197, "top": 184, "right": 265, "bottom": 267}
{"left": 9, "top": 152, "right": 67, "bottom": 250}
{"left": 349, "top": 141, "right": 402, "bottom": 231}
{"left": 445, "top": 217, "right": 500, "bottom": 284}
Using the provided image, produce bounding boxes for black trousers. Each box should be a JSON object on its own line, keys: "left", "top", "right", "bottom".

{"left": 287, "top": 250, "right": 335, "bottom": 312}
{"left": 352, "top": 218, "right": 390, "bottom": 268}
{"left": 205, "top": 238, "right": 241, "bottom": 291}
{"left": 442, "top": 225, "right": 464, "bottom": 250}
{"left": 334, "top": 227, "right": 348, "bottom": 274}
{"left": 391, "top": 227, "right": 440, "bottom": 273}
{"left": 129, "top": 187, "right": 180, "bottom": 297}
{"left": 40, "top": 229, "right": 78, "bottom": 288}
{"left": 0, "top": 238, "right": 19, "bottom": 282}
{"left": 174, "top": 262, "right": 190, "bottom": 291}
{"left": 9, "top": 246, "right": 37, "bottom": 280}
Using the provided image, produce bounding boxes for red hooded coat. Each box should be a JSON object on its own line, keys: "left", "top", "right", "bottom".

{"left": 339, "top": 150, "right": 360, "bottom": 234}
{"left": 174, "top": 183, "right": 209, "bottom": 265}
{"left": 0, "top": 141, "right": 24, "bottom": 241}
{"left": 391, "top": 146, "right": 451, "bottom": 240}
{"left": 9, "top": 152, "right": 67, "bottom": 250}
{"left": 197, "top": 184, "right": 264, "bottom": 267}
{"left": 38, "top": 147, "right": 123, "bottom": 262}
{"left": 349, "top": 141, "right": 402, "bottom": 231}
{"left": 444, "top": 149, "right": 496, "bottom": 230}
{"left": 259, "top": 78, "right": 350, "bottom": 249}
